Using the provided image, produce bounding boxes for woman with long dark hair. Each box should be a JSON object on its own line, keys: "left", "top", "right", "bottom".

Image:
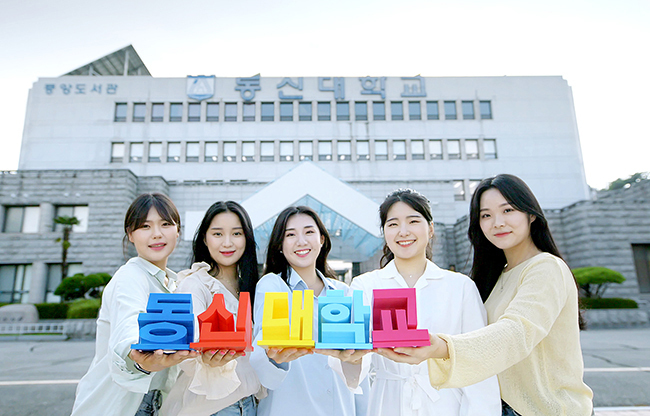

{"left": 377, "top": 175, "right": 593, "bottom": 416}
{"left": 161, "top": 201, "right": 261, "bottom": 416}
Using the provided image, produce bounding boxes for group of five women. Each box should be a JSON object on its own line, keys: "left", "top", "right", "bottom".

{"left": 71, "top": 174, "right": 594, "bottom": 416}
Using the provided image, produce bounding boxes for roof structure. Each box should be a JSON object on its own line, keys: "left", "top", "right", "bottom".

{"left": 63, "top": 45, "right": 151, "bottom": 76}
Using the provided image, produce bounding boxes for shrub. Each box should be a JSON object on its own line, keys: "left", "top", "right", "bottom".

{"left": 581, "top": 297, "right": 638, "bottom": 309}
{"left": 67, "top": 298, "right": 101, "bottom": 319}
{"left": 54, "top": 272, "right": 112, "bottom": 301}
{"left": 35, "top": 303, "right": 69, "bottom": 319}
{"left": 573, "top": 267, "right": 625, "bottom": 299}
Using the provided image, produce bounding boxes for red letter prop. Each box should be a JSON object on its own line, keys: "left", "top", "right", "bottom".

{"left": 190, "top": 292, "right": 252, "bottom": 352}
{"left": 371, "top": 288, "right": 430, "bottom": 348}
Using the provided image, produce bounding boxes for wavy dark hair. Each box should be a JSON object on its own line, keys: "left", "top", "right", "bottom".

{"left": 192, "top": 201, "right": 259, "bottom": 306}
{"left": 264, "top": 206, "right": 336, "bottom": 285}
{"left": 379, "top": 189, "right": 434, "bottom": 268}
{"left": 123, "top": 193, "right": 180, "bottom": 257}
{"left": 468, "top": 174, "right": 584, "bottom": 328}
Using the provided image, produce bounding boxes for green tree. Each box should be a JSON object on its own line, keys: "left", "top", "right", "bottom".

{"left": 607, "top": 172, "right": 649, "bottom": 190}
{"left": 573, "top": 266, "right": 625, "bottom": 299}
{"left": 54, "top": 215, "right": 80, "bottom": 282}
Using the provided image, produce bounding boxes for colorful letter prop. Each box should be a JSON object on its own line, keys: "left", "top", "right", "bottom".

{"left": 372, "top": 288, "right": 430, "bottom": 348}
{"left": 257, "top": 290, "right": 315, "bottom": 348}
{"left": 190, "top": 292, "right": 253, "bottom": 352}
{"left": 132, "top": 293, "right": 194, "bottom": 351}
{"left": 315, "top": 290, "right": 372, "bottom": 349}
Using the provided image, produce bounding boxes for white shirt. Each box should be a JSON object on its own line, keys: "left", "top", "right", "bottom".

{"left": 160, "top": 262, "right": 262, "bottom": 416}
{"left": 71, "top": 257, "right": 179, "bottom": 416}
{"left": 249, "top": 268, "right": 364, "bottom": 416}
{"left": 351, "top": 260, "right": 501, "bottom": 416}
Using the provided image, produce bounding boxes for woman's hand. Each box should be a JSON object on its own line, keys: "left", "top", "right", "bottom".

{"left": 314, "top": 348, "right": 371, "bottom": 364}
{"left": 129, "top": 349, "right": 200, "bottom": 373}
{"left": 265, "top": 347, "right": 313, "bottom": 364}
{"left": 375, "top": 334, "right": 449, "bottom": 365}
{"left": 201, "top": 349, "right": 245, "bottom": 367}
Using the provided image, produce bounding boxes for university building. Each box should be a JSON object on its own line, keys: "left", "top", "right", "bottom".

{"left": 1, "top": 45, "right": 648, "bottom": 305}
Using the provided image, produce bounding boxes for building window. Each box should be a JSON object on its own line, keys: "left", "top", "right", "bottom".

{"left": 243, "top": 103, "right": 255, "bottom": 122}
{"left": 167, "top": 142, "right": 181, "bottom": 162}
{"left": 391, "top": 101, "right": 404, "bottom": 120}
{"left": 170, "top": 103, "right": 183, "bottom": 122}
{"left": 480, "top": 101, "right": 492, "bottom": 119}
{"left": 408, "top": 102, "right": 421, "bottom": 120}
{"left": 375, "top": 140, "right": 388, "bottom": 161}
{"left": 206, "top": 103, "right": 219, "bottom": 122}
{"left": 114, "top": 103, "right": 127, "bottom": 122}
{"left": 0, "top": 264, "right": 32, "bottom": 303}
{"left": 298, "top": 102, "right": 312, "bottom": 121}
{"left": 260, "top": 141, "right": 275, "bottom": 161}
{"left": 261, "top": 102, "right": 274, "bottom": 121}
{"left": 336, "top": 102, "right": 350, "bottom": 121}
{"left": 429, "top": 140, "right": 443, "bottom": 160}
{"left": 337, "top": 141, "right": 351, "bottom": 161}
{"left": 462, "top": 101, "right": 475, "bottom": 120}
{"left": 111, "top": 142, "right": 125, "bottom": 163}
{"left": 299, "top": 141, "right": 313, "bottom": 161}
{"left": 188, "top": 103, "right": 201, "bottom": 122}
{"left": 225, "top": 103, "right": 237, "bottom": 122}
{"left": 393, "top": 140, "right": 406, "bottom": 160}
{"left": 205, "top": 142, "right": 219, "bottom": 162}
{"left": 223, "top": 142, "right": 236, "bottom": 162}
{"left": 3, "top": 206, "right": 40, "bottom": 233}
{"left": 444, "top": 101, "right": 457, "bottom": 120}
{"left": 373, "top": 102, "right": 385, "bottom": 121}
{"left": 426, "top": 101, "right": 439, "bottom": 120}
{"left": 468, "top": 180, "right": 481, "bottom": 198}
{"left": 54, "top": 206, "right": 89, "bottom": 233}
{"left": 147, "top": 142, "right": 162, "bottom": 163}
{"left": 447, "top": 139, "right": 461, "bottom": 159}
{"left": 242, "top": 141, "right": 255, "bottom": 162}
{"left": 465, "top": 139, "right": 479, "bottom": 159}
{"left": 318, "top": 141, "right": 332, "bottom": 161}
{"left": 356, "top": 141, "right": 369, "bottom": 160}
{"left": 186, "top": 142, "right": 199, "bottom": 162}
{"left": 151, "top": 103, "right": 164, "bottom": 122}
{"left": 411, "top": 140, "right": 424, "bottom": 160}
{"left": 453, "top": 180, "right": 466, "bottom": 201}
{"left": 280, "top": 141, "right": 294, "bottom": 161}
{"left": 45, "top": 263, "right": 82, "bottom": 303}
{"left": 280, "top": 102, "right": 293, "bottom": 121}
{"left": 133, "top": 103, "right": 146, "bottom": 122}
{"left": 130, "top": 142, "right": 144, "bottom": 162}
{"left": 317, "top": 102, "right": 331, "bottom": 121}
{"left": 484, "top": 139, "right": 497, "bottom": 159}
{"left": 355, "top": 102, "right": 368, "bottom": 121}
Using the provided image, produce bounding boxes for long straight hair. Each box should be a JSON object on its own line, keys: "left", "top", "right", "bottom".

{"left": 379, "top": 189, "right": 434, "bottom": 268}
{"left": 467, "top": 174, "right": 584, "bottom": 327}
{"left": 264, "top": 206, "right": 336, "bottom": 285}
{"left": 192, "top": 201, "right": 259, "bottom": 306}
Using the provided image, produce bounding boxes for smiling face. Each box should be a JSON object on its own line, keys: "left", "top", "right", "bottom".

{"left": 128, "top": 207, "right": 179, "bottom": 270}
{"left": 281, "top": 213, "right": 325, "bottom": 274}
{"left": 479, "top": 188, "right": 535, "bottom": 254}
{"left": 204, "top": 211, "right": 246, "bottom": 270}
{"left": 383, "top": 201, "right": 433, "bottom": 262}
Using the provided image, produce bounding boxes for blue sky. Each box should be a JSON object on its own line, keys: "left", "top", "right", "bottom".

{"left": 0, "top": 0, "right": 647, "bottom": 189}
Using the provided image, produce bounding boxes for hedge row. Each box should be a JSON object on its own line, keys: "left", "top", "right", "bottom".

{"left": 581, "top": 297, "right": 638, "bottom": 309}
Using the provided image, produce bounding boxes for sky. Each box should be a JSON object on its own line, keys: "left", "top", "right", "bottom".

{"left": 0, "top": 0, "right": 648, "bottom": 190}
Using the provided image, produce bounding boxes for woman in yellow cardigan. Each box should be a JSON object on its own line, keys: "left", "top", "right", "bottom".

{"left": 376, "top": 174, "right": 593, "bottom": 416}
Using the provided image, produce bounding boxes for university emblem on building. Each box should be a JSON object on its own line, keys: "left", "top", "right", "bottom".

{"left": 186, "top": 75, "right": 215, "bottom": 101}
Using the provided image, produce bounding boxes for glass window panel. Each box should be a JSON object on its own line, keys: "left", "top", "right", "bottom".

{"left": 72, "top": 206, "right": 89, "bottom": 233}
{"left": 393, "top": 140, "right": 406, "bottom": 160}
{"left": 114, "top": 103, "right": 127, "bottom": 122}
{"left": 480, "top": 101, "right": 492, "bottom": 119}
{"left": 111, "top": 142, "right": 124, "bottom": 163}
{"left": 391, "top": 101, "right": 403, "bottom": 120}
{"left": 3, "top": 207, "right": 24, "bottom": 233}
{"left": 355, "top": 102, "right": 368, "bottom": 121}
{"left": 484, "top": 139, "right": 497, "bottom": 159}
{"left": 22, "top": 207, "right": 40, "bottom": 233}
{"left": 46, "top": 263, "right": 82, "bottom": 303}
{"left": 462, "top": 101, "right": 475, "bottom": 120}
{"left": 280, "top": 141, "right": 294, "bottom": 161}
{"left": 225, "top": 103, "right": 237, "bottom": 122}
{"left": 133, "top": 103, "right": 146, "bottom": 122}
{"left": 188, "top": 103, "right": 201, "bottom": 122}
{"left": 299, "top": 141, "right": 313, "bottom": 161}
{"left": 447, "top": 140, "right": 460, "bottom": 159}
{"left": 241, "top": 141, "right": 255, "bottom": 162}
{"left": 261, "top": 102, "right": 274, "bottom": 121}
{"left": 373, "top": 102, "right": 385, "bottom": 120}
{"left": 130, "top": 143, "right": 144, "bottom": 162}
{"left": 317, "top": 102, "right": 331, "bottom": 121}
{"left": 336, "top": 102, "right": 350, "bottom": 121}
{"left": 408, "top": 102, "right": 421, "bottom": 120}
{"left": 223, "top": 142, "right": 236, "bottom": 162}
{"left": 426, "top": 101, "right": 439, "bottom": 120}
{"left": 318, "top": 141, "right": 332, "bottom": 161}
{"left": 170, "top": 103, "right": 183, "bottom": 122}
{"left": 299, "top": 102, "right": 312, "bottom": 121}
{"left": 151, "top": 103, "right": 164, "bottom": 122}
{"left": 186, "top": 142, "right": 200, "bottom": 162}
{"left": 205, "top": 142, "right": 219, "bottom": 162}
{"left": 411, "top": 140, "right": 424, "bottom": 160}
{"left": 454, "top": 180, "right": 466, "bottom": 201}
{"left": 444, "top": 101, "right": 457, "bottom": 120}
{"left": 243, "top": 103, "right": 255, "bottom": 122}
{"left": 375, "top": 140, "right": 388, "bottom": 160}
{"left": 148, "top": 142, "right": 162, "bottom": 162}
{"left": 260, "top": 141, "right": 275, "bottom": 161}
{"left": 167, "top": 142, "right": 181, "bottom": 162}
{"left": 465, "top": 139, "right": 479, "bottom": 159}
{"left": 280, "top": 102, "right": 293, "bottom": 121}
{"left": 468, "top": 180, "right": 481, "bottom": 198}
{"left": 429, "top": 140, "right": 443, "bottom": 159}
{"left": 356, "top": 141, "right": 369, "bottom": 160}
{"left": 337, "top": 141, "right": 351, "bottom": 161}
{"left": 206, "top": 103, "right": 219, "bottom": 121}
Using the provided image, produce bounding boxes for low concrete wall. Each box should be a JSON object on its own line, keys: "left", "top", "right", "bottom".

{"left": 584, "top": 309, "right": 649, "bottom": 329}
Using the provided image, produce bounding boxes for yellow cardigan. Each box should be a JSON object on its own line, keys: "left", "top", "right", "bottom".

{"left": 428, "top": 253, "right": 593, "bottom": 415}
